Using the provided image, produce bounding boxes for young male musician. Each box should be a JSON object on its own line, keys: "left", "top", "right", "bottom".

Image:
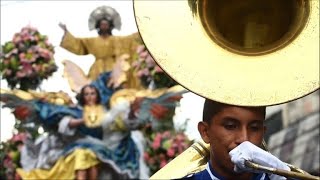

{"left": 183, "top": 99, "right": 290, "bottom": 180}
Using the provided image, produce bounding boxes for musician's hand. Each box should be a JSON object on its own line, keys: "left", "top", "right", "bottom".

{"left": 229, "top": 141, "right": 290, "bottom": 179}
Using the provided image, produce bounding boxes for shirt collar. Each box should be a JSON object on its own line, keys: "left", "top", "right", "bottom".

{"left": 206, "top": 161, "right": 266, "bottom": 180}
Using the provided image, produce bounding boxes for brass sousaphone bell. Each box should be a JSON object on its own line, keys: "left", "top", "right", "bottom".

{"left": 134, "top": 0, "right": 319, "bottom": 106}
{"left": 133, "top": 0, "right": 319, "bottom": 179}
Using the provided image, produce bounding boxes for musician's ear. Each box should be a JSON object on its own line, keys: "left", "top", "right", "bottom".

{"left": 198, "top": 121, "right": 210, "bottom": 143}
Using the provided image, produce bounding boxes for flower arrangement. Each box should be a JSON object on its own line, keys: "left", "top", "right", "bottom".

{"left": 143, "top": 130, "right": 193, "bottom": 175}
{"left": 0, "top": 25, "right": 57, "bottom": 90}
{"left": 0, "top": 133, "right": 27, "bottom": 180}
{"left": 132, "top": 45, "right": 176, "bottom": 89}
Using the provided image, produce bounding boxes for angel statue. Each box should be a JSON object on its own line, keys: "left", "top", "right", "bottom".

{"left": 1, "top": 71, "right": 119, "bottom": 179}
{"left": 59, "top": 5, "right": 142, "bottom": 89}
{"left": 1, "top": 69, "right": 187, "bottom": 179}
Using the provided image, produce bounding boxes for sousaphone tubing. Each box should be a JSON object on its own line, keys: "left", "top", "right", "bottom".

{"left": 133, "top": 0, "right": 319, "bottom": 106}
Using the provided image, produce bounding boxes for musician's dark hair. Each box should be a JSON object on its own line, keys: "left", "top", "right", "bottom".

{"left": 77, "top": 84, "right": 101, "bottom": 106}
{"left": 202, "top": 99, "right": 266, "bottom": 124}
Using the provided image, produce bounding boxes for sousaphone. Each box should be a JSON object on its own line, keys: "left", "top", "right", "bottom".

{"left": 133, "top": 0, "right": 319, "bottom": 179}
{"left": 133, "top": 0, "right": 319, "bottom": 107}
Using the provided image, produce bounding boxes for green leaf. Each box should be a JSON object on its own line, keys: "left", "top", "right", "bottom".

{"left": 0, "top": 60, "right": 4, "bottom": 72}
{"left": 9, "top": 57, "right": 19, "bottom": 70}
{"left": 3, "top": 42, "right": 15, "bottom": 53}
{"left": 162, "top": 139, "right": 172, "bottom": 150}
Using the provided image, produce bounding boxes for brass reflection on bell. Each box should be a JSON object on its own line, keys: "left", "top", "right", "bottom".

{"left": 198, "top": 0, "right": 310, "bottom": 56}
{"left": 150, "top": 139, "right": 210, "bottom": 179}
{"left": 83, "top": 105, "right": 104, "bottom": 128}
{"left": 133, "top": 0, "right": 319, "bottom": 106}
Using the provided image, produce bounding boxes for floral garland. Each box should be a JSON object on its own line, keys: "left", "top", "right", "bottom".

{"left": 132, "top": 45, "right": 177, "bottom": 89}
{"left": 132, "top": 44, "right": 190, "bottom": 175}
{"left": 0, "top": 133, "right": 27, "bottom": 180}
{"left": 143, "top": 130, "right": 193, "bottom": 175}
{"left": 0, "top": 25, "right": 57, "bottom": 90}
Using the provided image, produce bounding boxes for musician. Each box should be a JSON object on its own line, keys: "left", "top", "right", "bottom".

{"left": 132, "top": 1, "right": 319, "bottom": 179}
{"left": 182, "top": 98, "right": 290, "bottom": 180}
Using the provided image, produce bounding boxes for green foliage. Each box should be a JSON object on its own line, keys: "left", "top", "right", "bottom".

{"left": 0, "top": 25, "right": 57, "bottom": 90}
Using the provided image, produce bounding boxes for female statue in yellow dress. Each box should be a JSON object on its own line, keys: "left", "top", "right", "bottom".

{"left": 59, "top": 6, "right": 142, "bottom": 89}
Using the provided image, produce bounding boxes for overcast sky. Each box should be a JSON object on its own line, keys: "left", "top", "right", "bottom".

{"left": 0, "top": 0, "right": 205, "bottom": 142}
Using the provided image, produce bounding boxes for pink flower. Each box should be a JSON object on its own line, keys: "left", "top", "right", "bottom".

{"left": 19, "top": 53, "right": 26, "bottom": 59}
{"left": 136, "top": 70, "right": 144, "bottom": 78}
{"left": 12, "top": 34, "right": 22, "bottom": 44}
{"left": 4, "top": 69, "right": 12, "bottom": 76}
{"left": 32, "top": 64, "right": 41, "bottom": 73}
{"left": 27, "top": 49, "right": 33, "bottom": 54}
{"left": 2, "top": 25, "right": 57, "bottom": 89}
{"left": 39, "top": 49, "right": 51, "bottom": 59}
{"left": 21, "top": 28, "right": 28, "bottom": 35}
{"left": 138, "top": 57, "right": 145, "bottom": 63}
{"left": 152, "top": 133, "right": 162, "bottom": 150}
{"left": 132, "top": 60, "right": 140, "bottom": 68}
{"left": 167, "top": 147, "right": 175, "bottom": 157}
{"left": 18, "top": 43, "right": 26, "bottom": 51}
{"left": 136, "top": 45, "right": 145, "bottom": 54}
{"left": 143, "top": 152, "right": 150, "bottom": 161}
{"left": 17, "top": 143, "right": 24, "bottom": 152}
{"left": 160, "top": 160, "right": 168, "bottom": 168}
{"left": 6, "top": 48, "right": 18, "bottom": 57}
{"left": 142, "top": 68, "right": 150, "bottom": 76}
{"left": 45, "top": 40, "right": 52, "bottom": 47}
{"left": 28, "top": 26, "right": 37, "bottom": 32}
{"left": 22, "top": 34, "right": 31, "bottom": 41}
{"left": 162, "top": 131, "right": 171, "bottom": 138}
{"left": 152, "top": 140, "right": 161, "bottom": 150}
{"left": 145, "top": 55, "right": 156, "bottom": 67}
{"left": 3, "top": 156, "right": 13, "bottom": 168}
{"left": 10, "top": 133, "right": 27, "bottom": 143}
{"left": 20, "top": 52, "right": 37, "bottom": 63}
{"left": 177, "top": 145, "right": 185, "bottom": 154}
{"left": 21, "top": 63, "right": 33, "bottom": 76}
{"left": 175, "top": 133, "right": 185, "bottom": 142}
{"left": 139, "top": 51, "right": 149, "bottom": 59}
{"left": 154, "top": 65, "right": 164, "bottom": 73}
{"left": 16, "top": 70, "right": 26, "bottom": 78}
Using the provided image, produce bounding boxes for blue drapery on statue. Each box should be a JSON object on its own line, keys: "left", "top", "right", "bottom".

{"left": 63, "top": 134, "right": 140, "bottom": 178}
{"left": 34, "top": 101, "right": 103, "bottom": 139}
{"left": 33, "top": 72, "right": 116, "bottom": 139}
{"left": 91, "top": 71, "right": 116, "bottom": 106}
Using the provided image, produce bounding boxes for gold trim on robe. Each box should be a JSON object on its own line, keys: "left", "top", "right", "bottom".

{"left": 16, "top": 149, "right": 99, "bottom": 179}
